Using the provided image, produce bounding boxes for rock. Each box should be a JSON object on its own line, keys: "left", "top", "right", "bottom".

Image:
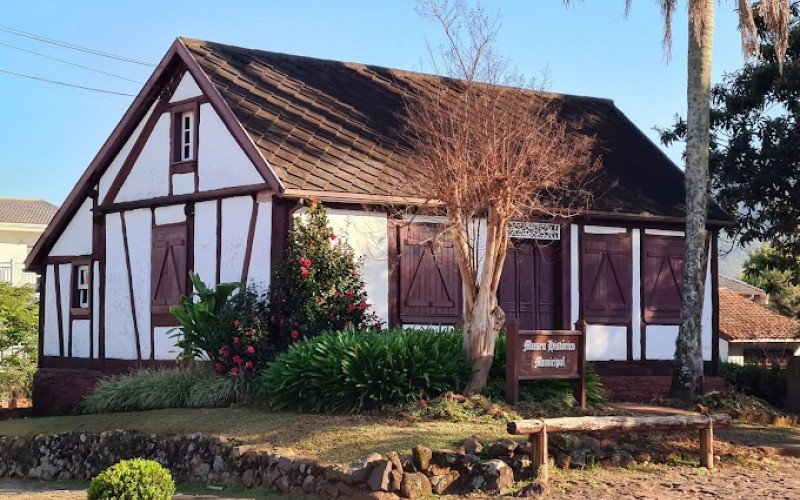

{"left": 428, "top": 463, "right": 450, "bottom": 476}
{"left": 580, "top": 436, "right": 602, "bottom": 454}
{"left": 412, "top": 445, "right": 432, "bottom": 471}
{"left": 484, "top": 439, "right": 517, "bottom": 458}
{"left": 353, "top": 493, "right": 401, "bottom": 500}
{"left": 389, "top": 469, "right": 402, "bottom": 491}
{"left": 521, "top": 479, "right": 549, "bottom": 497}
{"left": 554, "top": 452, "right": 571, "bottom": 469}
{"left": 471, "top": 459, "right": 514, "bottom": 494}
{"left": 241, "top": 468, "right": 254, "bottom": 488}
{"left": 400, "top": 472, "right": 432, "bottom": 499}
{"left": 617, "top": 450, "right": 635, "bottom": 469}
{"left": 550, "top": 434, "right": 581, "bottom": 452}
{"left": 386, "top": 451, "right": 403, "bottom": 471}
{"left": 212, "top": 455, "right": 226, "bottom": 473}
{"left": 301, "top": 474, "right": 316, "bottom": 493}
{"left": 430, "top": 470, "right": 460, "bottom": 494}
{"left": 341, "top": 453, "right": 383, "bottom": 484}
{"left": 634, "top": 452, "right": 651, "bottom": 463}
{"left": 463, "top": 435, "right": 483, "bottom": 455}
{"left": 367, "top": 460, "right": 392, "bottom": 491}
{"left": 570, "top": 448, "right": 592, "bottom": 469}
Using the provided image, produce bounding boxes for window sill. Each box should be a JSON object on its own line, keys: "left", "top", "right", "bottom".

{"left": 70, "top": 307, "right": 91, "bottom": 319}
{"left": 170, "top": 160, "right": 197, "bottom": 174}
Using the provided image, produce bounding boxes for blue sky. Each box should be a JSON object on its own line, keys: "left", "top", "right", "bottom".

{"left": 0, "top": 0, "right": 747, "bottom": 205}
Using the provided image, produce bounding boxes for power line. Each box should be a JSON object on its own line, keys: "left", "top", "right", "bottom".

{"left": 0, "top": 25, "right": 155, "bottom": 67}
{"left": 0, "top": 40, "right": 144, "bottom": 84}
{"left": 0, "top": 67, "right": 134, "bottom": 96}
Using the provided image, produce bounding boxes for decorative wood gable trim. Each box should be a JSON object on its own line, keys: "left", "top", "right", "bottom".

{"left": 26, "top": 38, "right": 282, "bottom": 273}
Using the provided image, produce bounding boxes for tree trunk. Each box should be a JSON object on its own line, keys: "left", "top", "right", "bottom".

{"left": 671, "top": 0, "right": 714, "bottom": 401}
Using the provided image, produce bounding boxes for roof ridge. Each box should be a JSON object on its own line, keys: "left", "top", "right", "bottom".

{"left": 179, "top": 37, "right": 615, "bottom": 106}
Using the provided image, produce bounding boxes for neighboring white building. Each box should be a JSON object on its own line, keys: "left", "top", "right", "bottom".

{"left": 0, "top": 198, "right": 57, "bottom": 286}
{"left": 26, "top": 38, "right": 732, "bottom": 411}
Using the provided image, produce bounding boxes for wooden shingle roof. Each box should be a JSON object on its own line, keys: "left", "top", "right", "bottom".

{"left": 182, "top": 38, "right": 730, "bottom": 221}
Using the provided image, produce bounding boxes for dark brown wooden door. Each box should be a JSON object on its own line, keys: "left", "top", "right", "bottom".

{"left": 498, "top": 241, "right": 560, "bottom": 330}
{"left": 151, "top": 223, "right": 188, "bottom": 315}
{"left": 581, "top": 232, "right": 632, "bottom": 323}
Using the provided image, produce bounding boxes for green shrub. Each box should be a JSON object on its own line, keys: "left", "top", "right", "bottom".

{"left": 484, "top": 331, "right": 605, "bottom": 406}
{"left": 267, "top": 199, "right": 379, "bottom": 348}
{"left": 259, "top": 329, "right": 472, "bottom": 412}
{"left": 0, "top": 282, "right": 38, "bottom": 400}
{"left": 87, "top": 458, "right": 175, "bottom": 500}
{"left": 171, "top": 274, "right": 271, "bottom": 378}
{"left": 81, "top": 367, "right": 247, "bottom": 413}
{"left": 719, "top": 362, "right": 787, "bottom": 408}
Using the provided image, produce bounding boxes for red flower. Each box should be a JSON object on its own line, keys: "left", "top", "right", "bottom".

{"left": 233, "top": 355, "right": 244, "bottom": 365}
{"left": 219, "top": 346, "right": 230, "bottom": 357}
{"left": 245, "top": 361, "right": 254, "bottom": 370}
{"left": 290, "top": 330, "right": 300, "bottom": 340}
{"left": 359, "top": 301, "right": 367, "bottom": 310}
{"left": 233, "top": 336, "right": 241, "bottom": 344}
{"left": 297, "top": 256, "right": 313, "bottom": 268}
{"left": 309, "top": 196, "right": 319, "bottom": 206}
{"left": 300, "top": 267, "right": 310, "bottom": 278}
{"left": 246, "top": 345, "right": 255, "bottom": 354}
{"left": 214, "top": 362, "right": 223, "bottom": 373}
{"left": 347, "top": 304, "right": 355, "bottom": 312}
{"left": 230, "top": 366, "right": 239, "bottom": 375}
{"left": 375, "top": 324, "right": 382, "bottom": 332}
{"left": 232, "top": 320, "right": 240, "bottom": 328}
{"left": 330, "top": 232, "right": 337, "bottom": 240}
{"left": 345, "top": 291, "right": 354, "bottom": 300}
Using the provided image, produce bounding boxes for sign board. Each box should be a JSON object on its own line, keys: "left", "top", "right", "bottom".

{"left": 505, "top": 318, "right": 587, "bottom": 407}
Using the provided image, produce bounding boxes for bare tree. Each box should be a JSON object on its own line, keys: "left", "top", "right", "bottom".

{"left": 405, "top": 0, "right": 598, "bottom": 394}
{"left": 564, "top": 0, "right": 791, "bottom": 399}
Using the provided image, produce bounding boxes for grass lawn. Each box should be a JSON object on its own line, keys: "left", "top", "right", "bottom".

{"left": 0, "top": 407, "right": 510, "bottom": 465}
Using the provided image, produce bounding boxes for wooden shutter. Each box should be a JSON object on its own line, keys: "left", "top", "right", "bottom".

{"left": 535, "top": 243, "right": 560, "bottom": 330}
{"left": 398, "top": 223, "right": 462, "bottom": 323}
{"left": 151, "top": 223, "right": 188, "bottom": 315}
{"left": 581, "top": 232, "right": 632, "bottom": 323}
{"left": 642, "top": 235, "right": 685, "bottom": 324}
{"left": 498, "top": 242, "right": 560, "bottom": 330}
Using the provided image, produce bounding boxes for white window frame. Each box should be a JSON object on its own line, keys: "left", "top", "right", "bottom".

{"left": 180, "top": 110, "right": 195, "bottom": 161}
{"left": 76, "top": 264, "right": 90, "bottom": 309}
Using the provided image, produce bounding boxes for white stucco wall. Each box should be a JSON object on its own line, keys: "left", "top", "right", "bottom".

{"left": 193, "top": 200, "right": 217, "bottom": 285}
{"left": 115, "top": 114, "right": 171, "bottom": 203}
{"left": 326, "top": 209, "right": 390, "bottom": 327}
{"left": 71, "top": 320, "right": 91, "bottom": 358}
{"left": 246, "top": 200, "right": 272, "bottom": 292}
{"left": 57, "top": 263, "right": 71, "bottom": 356}
{"left": 154, "top": 205, "right": 186, "bottom": 225}
{"left": 99, "top": 103, "right": 157, "bottom": 201}
{"left": 197, "top": 103, "right": 265, "bottom": 191}
{"left": 170, "top": 73, "right": 203, "bottom": 102}
{"left": 49, "top": 198, "right": 93, "bottom": 257}
{"left": 92, "top": 260, "right": 100, "bottom": 359}
{"left": 219, "top": 196, "right": 253, "bottom": 283}
{"left": 104, "top": 212, "right": 138, "bottom": 359}
{"left": 125, "top": 209, "right": 153, "bottom": 359}
{"left": 42, "top": 265, "right": 60, "bottom": 356}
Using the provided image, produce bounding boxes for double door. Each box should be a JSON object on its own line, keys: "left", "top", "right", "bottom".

{"left": 498, "top": 241, "right": 561, "bottom": 330}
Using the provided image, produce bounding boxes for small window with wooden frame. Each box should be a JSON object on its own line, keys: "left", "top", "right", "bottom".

{"left": 170, "top": 101, "right": 199, "bottom": 173}
{"left": 70, "top": 261, "right": 91, "bottom": 318}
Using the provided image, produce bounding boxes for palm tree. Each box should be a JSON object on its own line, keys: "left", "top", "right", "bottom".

{"left": 566, "top": 0, "right": 791, "bottom": 400}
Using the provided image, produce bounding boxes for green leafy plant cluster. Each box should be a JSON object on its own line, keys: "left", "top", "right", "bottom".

{"left": 81, "top": 367, "right": 248, "bottom": 413}
{"left": 484, "top": 331, "right": 605, "bottom": 406}
{"left": 87, "top": 458, "right": 175, "bottom": 500}
{"left": 267, "top": 198, "right": 380, "bottom": 348}
{"left": 719, "top": 362, "right": 787, "bottom": 408}
{"left": 258, "top": 328, "right": 472, "bottom": 412}
{"left": 741, "top": 246, "right": 800, "bottom": 320}
{"left": 170, "top": 274, "right": 271, "bottom": 377}
{"left": 0, "top": 282, "right": 38, "bottom": 400}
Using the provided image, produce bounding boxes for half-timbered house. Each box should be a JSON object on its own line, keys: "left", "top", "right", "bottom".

{"left": 26, "top": 38, "right": 731, "bottom": 412}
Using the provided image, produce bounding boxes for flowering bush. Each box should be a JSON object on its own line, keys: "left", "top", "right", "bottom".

{"left": 170, "top": 274, "right": 271, "bottom": 378}
{"left": 267, "top": 198, "right": 379, "bottom": 347}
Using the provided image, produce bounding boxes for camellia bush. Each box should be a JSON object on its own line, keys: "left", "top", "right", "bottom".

{"left": 267, "top": 198, "right": 379, "bottom": 347}
{"left": 87, "top": 458, "right": 175, "bottom": 500}
{"left": 170, "top": 274, "right": 271, "bottom": 378}
{"left": 258, "top": 328, "right": 472, "bottom": 412}
{"left": 0, "top": 282, "right": 38, "bottom": 401}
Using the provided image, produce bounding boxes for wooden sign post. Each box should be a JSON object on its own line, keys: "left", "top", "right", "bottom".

{"left": 505, "top": 318, "right": 587, "bottom": 408}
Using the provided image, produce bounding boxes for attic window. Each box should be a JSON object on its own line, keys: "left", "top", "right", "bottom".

{"left": 180, "top": 110, "right": 195, "bottom": 161}
{"left": 74, "top": 264, "right": 90, "bottom": 309}
{"left": 171, "top": 102, "right": 199, "bottom": 165}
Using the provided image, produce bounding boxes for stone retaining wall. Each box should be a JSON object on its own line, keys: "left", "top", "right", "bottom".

{"left": 0, "top": 430, "right": 530, "bottom": 498}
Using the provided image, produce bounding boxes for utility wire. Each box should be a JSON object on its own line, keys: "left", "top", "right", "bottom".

{"left": 0, "top": 25, "right": 155, "bottom": 67}
{"left": 0, "top": 67, "right": 134, "bottom": 96}
{"left": 0, "top": 40, "right": 144, "bottom": 84}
